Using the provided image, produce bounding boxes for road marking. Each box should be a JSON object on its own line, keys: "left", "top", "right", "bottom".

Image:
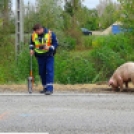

{"left": 0, "top": 133, "right": 49, "bottom": 134}
{"left": 0, "top": 112, "right": 8, "bottom": 120}
{"left": 0, "top": 93, "right": 130, "bottom": 96}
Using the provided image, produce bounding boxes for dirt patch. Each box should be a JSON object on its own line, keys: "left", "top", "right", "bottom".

{"left": 0, "top": 83, "right": 134, "bottom": 93}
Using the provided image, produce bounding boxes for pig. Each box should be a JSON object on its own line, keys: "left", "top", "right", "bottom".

{"left": 108, "top": 62, "right": 134, "bottom": 92}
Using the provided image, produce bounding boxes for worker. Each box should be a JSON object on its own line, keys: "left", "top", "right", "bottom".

{"left": 29, "top": 24, "right": 58, "bottom": 95}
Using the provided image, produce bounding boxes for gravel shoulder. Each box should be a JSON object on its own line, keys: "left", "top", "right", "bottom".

{"left": 0, "top": 83, "right": 134, "bottom": 93}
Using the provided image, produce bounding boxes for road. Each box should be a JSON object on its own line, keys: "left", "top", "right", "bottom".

{"left": 0, "top": 92, "right": 134, "bottom": 134}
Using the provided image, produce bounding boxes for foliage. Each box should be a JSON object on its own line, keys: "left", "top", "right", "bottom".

{"left": 0, "top": 37, "right": 15, "bottom": 83}
{"left": 117, "top": 0, "right": 134, "bottom": 29}
{"left": 24, "top": 0, "right": 63, "bottom": 33}
{"left": 117, "top": 0, "right": 134, "bottom": 44}
{"left": 63, "top": 0, "right": 84, "bottom": 45}
{"left": 90, "top": 34, "right": 134, "bottom": 81}
{"left": 81, "top": 36, "right": 92, "bottom": 49}
{"left": 63, "top": 1, "right": 99, "bottom": 31}
{"left": 36, "top": 0, "right": 63, "bottom": 29}
{"left": 62, "top": 36, "right": 76, "bottom": 50}
{"left": 80, "top": 8, "right": 99, "bottom": 30}
{"left": 1, "top": 0, "right": 134, "bottom": 85}
{"left": 55, "top": 50, "right": 96, "bottom": 84}
{"left": 13, "top": 46, "right": 39, "bottom": 83}
{"left": 0, "top": 0, "right": 12, "bottom": 29}
{"left": 1, "top": 34, "right": 133, "bottom": 84}
{"left": 97, "top": 0, "right": 120, "bottom": 29}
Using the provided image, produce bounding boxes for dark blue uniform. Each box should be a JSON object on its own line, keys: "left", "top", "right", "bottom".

{"left": 30, "top": 28, "right": 58, "bottom": 92}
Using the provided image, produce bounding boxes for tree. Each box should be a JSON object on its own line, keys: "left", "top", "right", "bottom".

{"left": 64, "top": 0, "right": 84, "bottom": 28}
{"left": 78, "top": 7, "right": 99, "bottom": 30}
{"left": 117, "top": 0, "right": 134, "bottom": 29}
{"left": 36, "top": 0, "right": 63, "bottom": 29}
{"left": 23, "top": 0, "right": 63, "bottom": 32}
{"left": 63, "top": 0, "right": 86, "bottom": 45}
{"left": 64, "top": 0, "right": 83, "bottom": 16}
{"left": 0, "top": 0, "right": 11, "bottom": 28}
{"left": 97, "top": 0, "right": 120, "bottom": 29}
{"left": 24, "top": 2, "right": 37, "bottom": 33}
{"left": 117, "top": 0, "right": 134, "bottom": 44}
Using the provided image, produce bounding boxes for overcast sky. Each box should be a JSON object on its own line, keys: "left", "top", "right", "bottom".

{"left": 83, "top": 0, "right": 118, "bottom": 8}
{"left": 12, "top": 0, "right": 118, "bottom": 10}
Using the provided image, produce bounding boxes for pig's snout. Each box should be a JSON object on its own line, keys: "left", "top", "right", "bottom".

{"left": 108, "top": 79, "right": 113, "bottom": 86}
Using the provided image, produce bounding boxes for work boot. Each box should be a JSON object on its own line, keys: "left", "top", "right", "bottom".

{"left": 40, "top": 88, "right": 46, "bottom": 94}
{"left": 45, "top": 91, "right": 53, "bottom": 95}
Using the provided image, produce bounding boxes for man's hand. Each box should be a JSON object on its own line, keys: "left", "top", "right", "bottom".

{"left": 44, "top": 45, "right": 50, "bottom": 50}
{"left": 30, "top": 50, "right": 34, "bottom": 56}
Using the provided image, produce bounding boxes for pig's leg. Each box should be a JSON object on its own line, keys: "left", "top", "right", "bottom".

{"left": 117, "top": 76, "right": 123, "bottom": 92}
{"left": 124, "top": 81, "right": 129, "bottom": 92}
{"left": 125, "top": 82, "right": 128, "bottom": 88}
{"left": 131, "top": 76, "right": 134, "bottom": 90}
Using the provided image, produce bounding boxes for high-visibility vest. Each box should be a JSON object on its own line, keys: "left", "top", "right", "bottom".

{"left": 32, "top": 30, "right": 52, "bottom": 54}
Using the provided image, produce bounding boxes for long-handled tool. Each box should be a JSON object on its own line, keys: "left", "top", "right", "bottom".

{"left": 28, "top": 55, "right": 34, "bottom": 94}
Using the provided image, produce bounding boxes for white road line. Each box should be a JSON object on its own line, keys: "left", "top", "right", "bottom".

{"left": 0, "top": 93, "right": 128, "bottom": 96}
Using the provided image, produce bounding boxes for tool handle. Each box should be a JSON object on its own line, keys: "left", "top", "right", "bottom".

{"left": 30, "top": 55, "right": 34, "bottom": 86}
{"left": 30, "top": 55, "right": 33, "bottom": 74}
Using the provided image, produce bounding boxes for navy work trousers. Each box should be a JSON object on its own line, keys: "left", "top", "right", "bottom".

{"left": 36, "top": 56, "right": 54, "bottom": 92}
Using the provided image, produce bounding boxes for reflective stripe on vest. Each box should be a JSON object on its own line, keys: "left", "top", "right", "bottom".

{"left": 32, "top": 30, "right": 52, "bottom": 54}
{"left": 45, "top": 30, "right": 52, "bottom": 46}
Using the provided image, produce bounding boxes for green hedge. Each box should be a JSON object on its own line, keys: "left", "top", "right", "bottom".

{"left": 55, "top": 51, "right": 95, "bottom": 84}
{"left": 90, "top": 34, "right": 134, "bottom": 81}
{"left": 0, "top": 34, "right": 133, "bottom": 84}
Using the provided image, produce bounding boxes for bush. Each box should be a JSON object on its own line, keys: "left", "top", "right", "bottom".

{"left": 0, "top": 34, "right": 15, "bottom": 83}
{"left": 55, "top": 51, "right": 96, "bottom": 84}
{"left": 13, "top": 46, "right": 39, "bottom": 83}
{"left": 12, "top": 49, "right": 96, "bottom": 84}
{"left": 58, "top": 36, "right": 76, "bottom": 50}
{"left": 0, "top": 33, "right": 134, "bottom": 85}
{"left": 90, "top": 34, "right": 134, "bottom": 81}
{"left": 81, "top": 36, "right": 92, "bottom": 49}
{"left": 91, "top": 46, "right": 124, "bottom": 81}
{"left": 92, "top": 36, "right": 105, "bottom": 48}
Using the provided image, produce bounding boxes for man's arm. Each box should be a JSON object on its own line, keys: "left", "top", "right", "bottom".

{"left": 49, "top": 32, "right": 58, "bottom": 52}
{"left": 29, "top": 35, "right": 35, "bottom": 56}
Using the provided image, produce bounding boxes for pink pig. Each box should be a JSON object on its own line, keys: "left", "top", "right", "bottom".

{"left": 108, "top": 62, "right": 134, "bottom": 92}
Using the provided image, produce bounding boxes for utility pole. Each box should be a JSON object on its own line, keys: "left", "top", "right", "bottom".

{"left": 15, "top": 0, "right": 24, "bottom": 61}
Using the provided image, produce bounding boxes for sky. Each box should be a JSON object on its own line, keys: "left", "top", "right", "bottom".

{"left": 12, "top": 0, "right": 118, "bottom": 10}
{"left": 83, "top": 0, "right": 118, "bottom": 8}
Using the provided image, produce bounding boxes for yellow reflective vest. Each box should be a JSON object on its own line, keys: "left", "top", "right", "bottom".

{"left": 32, "top": 30, "right": 52, "bottom": 54}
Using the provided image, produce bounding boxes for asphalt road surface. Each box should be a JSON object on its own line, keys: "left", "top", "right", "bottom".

{"left": 0, "top": 92, "right": 134, "bottom": 134}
